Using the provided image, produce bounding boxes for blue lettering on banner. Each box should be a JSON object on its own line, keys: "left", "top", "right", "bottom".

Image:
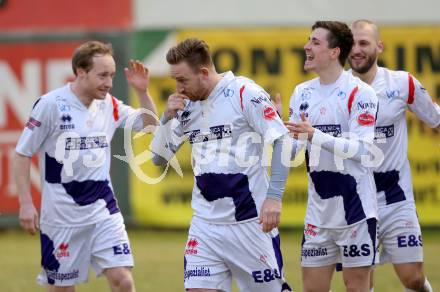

{"left": 397, "top": 235, "right": 423, "bottom": 247}
{"left": 314, "top": 124, "right": 342, "bottom": 137}
{"left": 252, "top": 269, "right": 281, "bottom": 283}
{"left": 375, "top": 125, "right": 394, "bottom": 139}
{"left": 185, "top": 125, "right": 232, "bottom": 144}
{"left": 184, "top": 267, "right": 211, "bottom": 280}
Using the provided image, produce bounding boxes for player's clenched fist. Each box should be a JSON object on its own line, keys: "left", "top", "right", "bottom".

{"left": 165, "top": 93, "right": 188, "bottom": 120}
{"left": 259, "top": 198, "right": 282, "bottom": 233}
{"left": 19, "top": 202, "right": 39, "bottom": 235}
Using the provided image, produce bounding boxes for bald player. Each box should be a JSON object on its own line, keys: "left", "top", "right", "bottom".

{"left": 349, "top": 20, "right": 440, "bottom": 292}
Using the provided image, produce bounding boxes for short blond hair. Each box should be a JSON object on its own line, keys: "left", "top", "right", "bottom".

{"left": 72, "top": 41, "right": 113, "bottom": 76}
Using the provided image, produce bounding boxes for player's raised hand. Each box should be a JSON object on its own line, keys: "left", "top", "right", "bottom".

{"left": 164, "top": 93, "right": 188, "bottom": 120}
{"left": 259, "top": 198, "right": 282, "bottom": 233}
{"left": 124, "top": 59, "right": 150, "bottom": 93}
{"left": 271, "top": 93, "right": 283, "bottom": 118}
{"left": 19, "top": 202, "right": 39, "bottom": 235}
{"left": 285, "top": 112, "right": 315, "bottom": 140}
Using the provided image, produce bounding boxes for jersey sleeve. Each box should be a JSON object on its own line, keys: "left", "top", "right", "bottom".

{"left": 239, "top": 82, "right": 288, "bottom": 144}
{"left": 150, "top": 113, "right": 186, "bottom": 164}
{"left": 407, "top": 75, "right": 440, "bottom": 128}
{"left": 347, "top": 85, "right": 378, "bottom": 144}
{"left": 15, "top": 97, "right": 58, "bottom": 157}
{"left": 111, "top": 96, "right": 144, "bottom": 131}
{"left": 312, "top": 85, "right": 378, "bottom": 163}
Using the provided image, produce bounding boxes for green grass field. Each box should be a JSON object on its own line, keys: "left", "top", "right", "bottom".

{"left": 1, "top": 229, "right": 439, "bottom": 291}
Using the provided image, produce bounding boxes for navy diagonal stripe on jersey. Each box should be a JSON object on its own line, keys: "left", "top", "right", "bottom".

{"left": 62, "top": 180, "right": 119, "bottom": 214}
{"left": 44, "top": 154, "right": 120, "bottom": 213}
{"left": 195, "top": 173, "right": 258, "bottom": 221}
{"left": 45, "top": 153, "right": 63, "bottom": 183}
{"left": 373, "top": 170, "right": 406, "bottom": 205}
{"left": 310, "top": 171, "right": 366, "bottom": 225}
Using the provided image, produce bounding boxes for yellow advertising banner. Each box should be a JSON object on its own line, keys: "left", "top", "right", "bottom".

{"left": 130, "top": 27, "right": 440, "bottom": 227}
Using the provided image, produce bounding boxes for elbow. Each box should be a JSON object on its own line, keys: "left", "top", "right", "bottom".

{"left": 14, "top": 151, "right": 31, "bottom": 164}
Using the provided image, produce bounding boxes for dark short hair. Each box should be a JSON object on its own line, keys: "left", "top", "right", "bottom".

{"left": 166, "top": 38, "right": 213, "bottom": 71}
{"left": 312, "top": 21, "right": 354, "bottom": 66}
{"left": 72, "top": 41, "right": 113, "bottom": 76}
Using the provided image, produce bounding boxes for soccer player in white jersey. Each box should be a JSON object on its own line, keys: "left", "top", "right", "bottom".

{"left": 285, "top": 21, "right": 379, "bottom": 292}
{"left": 349, "top": 20, "right": 439, "bottom": 292}
{"left": 150, "top": 38, "right": 292, "bottom": 292}
{"left": 13, "top": 41, "right": 157, "bottom": 292}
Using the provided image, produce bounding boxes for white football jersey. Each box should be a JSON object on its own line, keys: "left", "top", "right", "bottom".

{"left": 368, "top": 67, "right": 440, "bottom": 208}
{"left": 16, "top": 84, "right": 143, "bottom": 227}
{"left": 161, "top": 71, "right": 288, "bottom": 224}
{"left": 289, "top": 70, "right": 378, "bottom": 228}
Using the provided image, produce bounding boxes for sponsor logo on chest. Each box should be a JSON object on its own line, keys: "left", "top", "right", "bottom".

{"left": 65, "top": 135, "right": 109, "bottom": 150}
{"left": 186, "top": 125, "right": 232, "bottom": 144}
{"left": 357, "top": 101, "right": 377, "bottom": 111}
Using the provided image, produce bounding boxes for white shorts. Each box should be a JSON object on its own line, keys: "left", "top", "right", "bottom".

{"left": 301, "top": 218, "right": 378, "bottom": 268}
{"left": 184, "top": 217, "right": 291, "bottom": 292}
{"left": 378, "top": 203, "right": 423, "bottom": 264}
{"left": 37, "top": 213, "right": 133, "bottom": 286}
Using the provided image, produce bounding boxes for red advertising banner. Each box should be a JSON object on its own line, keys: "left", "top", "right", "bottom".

{"left": 0, "top": 41, "right": 79, "bottom": 214}
{"left": 0, "top": 0, "right": 131, "bottom": 31}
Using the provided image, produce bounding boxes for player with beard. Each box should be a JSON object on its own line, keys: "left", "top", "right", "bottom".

{"left": 349, "top": 20, "right": 440, "bottom": 292}
{"left": 151, "top": 38, "right": 292, "bottom": 292}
